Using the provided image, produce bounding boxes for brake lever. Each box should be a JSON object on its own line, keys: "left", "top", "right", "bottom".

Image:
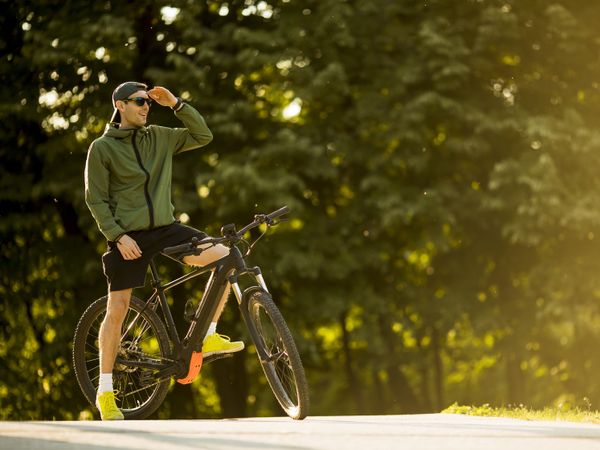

{"left": 268, "top": 217, "right": 288, "bottom": 227}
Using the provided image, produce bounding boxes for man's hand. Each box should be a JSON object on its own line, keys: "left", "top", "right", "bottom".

{"left": 147, "top": 86, "right": 178, "bottom": 108}
{"left": 117, "top": 234, "right": 143, "bottom": 260}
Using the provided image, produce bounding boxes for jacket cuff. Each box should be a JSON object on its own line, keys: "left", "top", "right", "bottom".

{"left": 172, "top": 97, "right": 185, "bottom": 112}
{"left": 105, "top": 226, "right": 127, "bottom": 242}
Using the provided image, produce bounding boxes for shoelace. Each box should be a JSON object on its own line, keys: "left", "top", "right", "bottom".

{"left": 99, "top": 391, "right": 121, "bottom": 410}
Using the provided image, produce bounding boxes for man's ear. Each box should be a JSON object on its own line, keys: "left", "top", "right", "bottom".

{"left": 116, "top": 100, "right": 126, "bottom": 113}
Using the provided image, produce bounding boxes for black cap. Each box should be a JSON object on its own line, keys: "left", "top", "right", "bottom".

{"left": 110, "top": 81, "right": 148, "bottom": 124}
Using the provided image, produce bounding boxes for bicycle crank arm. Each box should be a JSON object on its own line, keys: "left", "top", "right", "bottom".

{"left": 114, "top": 356, "right": 172, "bottom": 372}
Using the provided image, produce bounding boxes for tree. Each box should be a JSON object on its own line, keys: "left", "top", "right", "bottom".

{"left": 4, "top": 0, "right": 600, "bottom": 419}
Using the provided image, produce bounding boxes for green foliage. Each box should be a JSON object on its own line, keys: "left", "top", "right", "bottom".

{"left": 443, "top": 402, "right": 600, "bottom": 424}
{"left": 4, "top": 0, "right": 600, "bottom": 419}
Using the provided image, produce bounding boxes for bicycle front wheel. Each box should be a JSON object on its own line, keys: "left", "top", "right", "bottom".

{"left": 72, "top": 295, "right": 172, "bottom": 420}
{"left": 246, "top": 290, "right": 309, "bottom": 420}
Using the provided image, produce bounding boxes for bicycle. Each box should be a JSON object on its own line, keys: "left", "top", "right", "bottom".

{"left": 72, "top": 206, "right": 309, "bottom": 420}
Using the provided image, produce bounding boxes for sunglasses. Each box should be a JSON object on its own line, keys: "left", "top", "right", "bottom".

{"left": 123, "top": 96, "right": 153, "bottom": 107}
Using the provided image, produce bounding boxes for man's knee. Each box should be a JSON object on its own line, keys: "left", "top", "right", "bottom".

{"left": 183, "top": 243, "right": 229, "bottom": 267}
{"left": 107, "top": 289, "right": 132, "bottom": 318}
{"left": 207, "top": 244, "right": 230, "bottom": 260}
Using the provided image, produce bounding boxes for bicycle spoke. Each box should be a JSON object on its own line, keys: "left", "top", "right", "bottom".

{"left": 113, "top": 312, "right": 168, "bottom": 412}
{"left": 123, "top": 320, "right": 152, "bottom": 345}
{"left": 85, "top": 341, "right": 99, "bottom": 353}
{"left": 89, "top": 370, "right": 100, "bottom": 385}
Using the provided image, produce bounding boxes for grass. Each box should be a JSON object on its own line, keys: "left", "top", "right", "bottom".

{"left": 442, "top": 402, "right": 600, "bottom": 424}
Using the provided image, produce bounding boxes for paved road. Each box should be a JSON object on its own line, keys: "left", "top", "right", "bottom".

{"left": 1, "top": 414, "right": 600, "bottom": 450}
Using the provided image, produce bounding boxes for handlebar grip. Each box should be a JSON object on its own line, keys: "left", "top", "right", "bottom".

{"left": 267, "top": 206, "right": 290, "bottom": 221}
{"left": 162, "top": 242, "right": 192, "bottom": 256}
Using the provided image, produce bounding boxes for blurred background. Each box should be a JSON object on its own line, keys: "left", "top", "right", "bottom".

{"left": 3, "top": 0, "right": 600, "bottom": 420}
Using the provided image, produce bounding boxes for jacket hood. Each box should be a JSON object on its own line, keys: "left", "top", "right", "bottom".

{"left": 103, "top": 124, "right": 148, "bottom": 139}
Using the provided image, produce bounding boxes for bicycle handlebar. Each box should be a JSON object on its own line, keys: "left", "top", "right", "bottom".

{"left": 237, "top": 205, "right": 290, "bottom": 236}
{"left": 162, "top": 206, "right": 290, "bottom": 257}
{"left": 267, "top": 205, "right": 290, "bottom": 221}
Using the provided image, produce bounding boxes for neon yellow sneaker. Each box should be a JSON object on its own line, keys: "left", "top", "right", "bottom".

{"left": 96, "top": 391, "right": 124, "bottom": 421}
{"left": 202, "top": 333, "right": 245, "bottom": 357}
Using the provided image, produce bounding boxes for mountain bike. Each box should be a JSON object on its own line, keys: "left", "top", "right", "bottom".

{"left": 72, "top": 206, "right": 309, "bottom": 420}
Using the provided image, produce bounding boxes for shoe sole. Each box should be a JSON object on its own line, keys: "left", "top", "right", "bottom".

{"left": 100, "top": 415, "right": 124, "bottom": 420}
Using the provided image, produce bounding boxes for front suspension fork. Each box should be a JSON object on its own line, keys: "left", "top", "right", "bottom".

{"left": 229, "top": 267, "right": 271, "bottom": 363}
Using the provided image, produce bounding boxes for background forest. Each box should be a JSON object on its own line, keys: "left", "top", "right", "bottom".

{"left": 3, "top": 0, "right": 600, "bottom": 419}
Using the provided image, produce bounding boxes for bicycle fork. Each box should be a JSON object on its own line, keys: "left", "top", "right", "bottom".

{"left": 229, "top": 267, "right": 274, "bottom": 364}
{"left": 229, "top": 266, "right": 269, "bottom": 302}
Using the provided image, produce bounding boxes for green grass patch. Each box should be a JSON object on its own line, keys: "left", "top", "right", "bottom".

{"left": 442, "top": 402, "right": 600, "bottom": 424}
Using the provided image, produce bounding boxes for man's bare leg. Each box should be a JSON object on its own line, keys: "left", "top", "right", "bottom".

{"left": 96, "top": 288, "right": 131, "bottom": 420}
{"left": 99, "top": 289, "right": 132, "bottom": 373}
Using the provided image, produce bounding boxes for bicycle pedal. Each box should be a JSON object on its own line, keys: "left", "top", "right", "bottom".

{"left": 177, "top": 351, "right": 203, "bottom": 384}
{"left": 184, "top": 299, "right": 195, "bottom": 322}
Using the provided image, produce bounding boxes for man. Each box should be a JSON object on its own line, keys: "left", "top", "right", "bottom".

{"left": 84, "top": 81, "right": 243, "bottom": 421}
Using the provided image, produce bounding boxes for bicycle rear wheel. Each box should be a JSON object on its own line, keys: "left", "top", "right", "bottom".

{"left": 246, "top": 290, "right": 309, "bottom": 420}
{"left": 72, "top": 295, "right": 172, "bottom": 419}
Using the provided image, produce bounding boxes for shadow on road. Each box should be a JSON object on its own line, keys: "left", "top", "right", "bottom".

{"left": 16, "top": 421, "right": 312, "bottom": 450}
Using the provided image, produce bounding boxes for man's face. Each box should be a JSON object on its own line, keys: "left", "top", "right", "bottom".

{"left": 117, "top": 90, "right": 151, "bottom": 128}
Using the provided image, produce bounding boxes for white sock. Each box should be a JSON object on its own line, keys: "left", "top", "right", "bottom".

{"left": 98, "top": 373, "right": 113, "bottom": 394}
{"left": 204, "top": 322, "right": 217, "bottom": 341}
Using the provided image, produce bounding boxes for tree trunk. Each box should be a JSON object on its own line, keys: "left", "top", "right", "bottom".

{"left": 505, "top": 350, "right": 525, "bottom": 404}
{"left": 212, "top": 352, "right": 248, "bottom": 417}
{"left": 340, "top": 310, "right": 364, "bottom": 413}
{"left": 431, "top": 326, "right": 444, "bottom": 410}
{"left": 377, "top": 313, "right": 424, "bottom": 413}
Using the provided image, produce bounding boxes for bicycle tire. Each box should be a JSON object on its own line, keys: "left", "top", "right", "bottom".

{"left": 72, "top": 295, "right": 172, "bottom": 420}
{"left": 247, "top": 290, "right": 309, "bottom": 420}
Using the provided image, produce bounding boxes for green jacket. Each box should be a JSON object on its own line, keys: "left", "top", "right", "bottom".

{"left": 84, "top": 103, "right": 213, "bottom": 241}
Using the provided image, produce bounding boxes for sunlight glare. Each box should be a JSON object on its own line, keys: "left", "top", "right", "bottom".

{"left": 161, "top": 6, "right": 180, "bottom": 25}
{"left": 282, "top": 98, "right": 302, "bottom": 120}
{"left": 39, "top": 90, "right": 59, "bottom": 107}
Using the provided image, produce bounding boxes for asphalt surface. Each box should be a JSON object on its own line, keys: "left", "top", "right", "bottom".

{"left": 1, "top": 414, "right": 600, "bottom": 450}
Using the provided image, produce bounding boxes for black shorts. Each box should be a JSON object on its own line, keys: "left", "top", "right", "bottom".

{"left": 102, "top": 222, "right": 206, "bottom": 292}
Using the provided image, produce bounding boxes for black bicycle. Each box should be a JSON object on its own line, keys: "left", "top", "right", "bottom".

{"left": 72, "top": 206, "right": 309, "bottom": 420}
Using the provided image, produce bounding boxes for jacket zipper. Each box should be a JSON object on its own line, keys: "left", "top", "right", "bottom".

{"left": 131, "top": 130, "right": 155, "bottom": 229}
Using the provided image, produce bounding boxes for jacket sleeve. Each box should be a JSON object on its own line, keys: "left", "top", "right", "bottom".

{"left": 84, "top": 143, "right": 126, "bottom": 241}
{"left": 170, "top": 103, "right": 213, "bottom": 154}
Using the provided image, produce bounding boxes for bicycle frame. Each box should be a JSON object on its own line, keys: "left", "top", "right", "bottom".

{"left": 119, "top": 244, "right": 271, "bottom": 380}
